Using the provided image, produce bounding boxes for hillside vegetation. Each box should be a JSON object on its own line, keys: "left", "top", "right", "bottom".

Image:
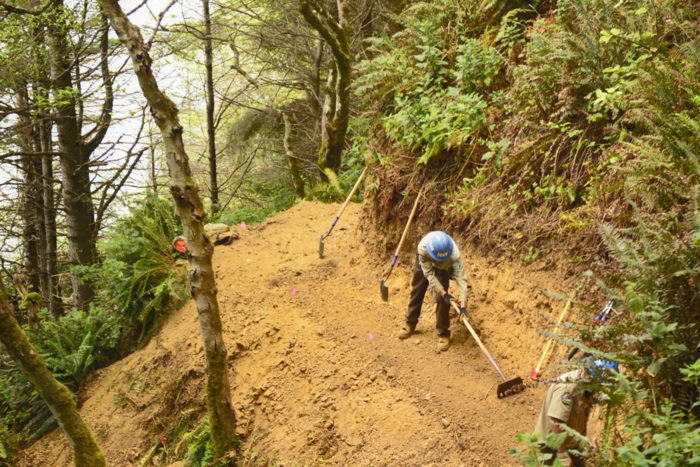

{"left": 356, "top": 0, "right": 700, "bottom": 463}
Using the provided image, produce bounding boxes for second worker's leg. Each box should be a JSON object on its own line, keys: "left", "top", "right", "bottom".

{"left": 405, "top": 255, "right": 429, "bottom": 327}
{"left": 434, "top": 268, "right": 451, "bottom": 337}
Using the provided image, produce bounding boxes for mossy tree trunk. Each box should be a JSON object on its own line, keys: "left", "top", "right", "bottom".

{"left": 0, "top": 278, "right": 105, "bottom": 467}
{"left": 99, "top": 0, "right": 236, "bottom": 457}
{"left": 282, "top": 112, "right": 305, "bottom": 198}
{"left": 299, "top": 0, "right": 351, "bottom": 178}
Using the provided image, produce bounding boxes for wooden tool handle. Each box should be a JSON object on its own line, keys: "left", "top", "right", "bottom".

{"left": 451, "top": 301, "right": 507, "bottom": 382}
{"left": 534, "top": 297, "right": 573, "bottom": 373}
{"left": 335, "top": 166, "right": 368, "bottom": 219}
{"left": 393, "top": 188, "right": 423, "bottom": 256}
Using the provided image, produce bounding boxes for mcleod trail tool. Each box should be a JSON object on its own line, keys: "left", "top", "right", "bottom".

{"left": 319, "top": 166, "right": 368, "bottom": 258}
{"left": 379, "top": 188, "right": 423, "bottom": 301}
{"left": 567, "top": 300, "right": 613, "bottom": 361}
{"left": 450, "top": 301, "right": 525, "bottom": 398}
{"left": 530, "top": 295, "right": 573, "bottom": 381}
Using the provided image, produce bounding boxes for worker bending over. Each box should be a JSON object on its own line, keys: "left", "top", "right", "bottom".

{"left": 398, "top": 231, "right": 468, "bottom": 351}
{"left": 534, "top": 358, "right": 619, "bottom": 466}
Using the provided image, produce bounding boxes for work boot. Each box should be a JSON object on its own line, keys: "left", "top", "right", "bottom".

{"left": 437, "top": 335, "right": 450, "bottom": 351}
{"left": 398, "top": 323, "right": 415, "bottom": 339}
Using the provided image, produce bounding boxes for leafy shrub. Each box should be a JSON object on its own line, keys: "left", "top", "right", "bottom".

{"left": 28, "top": 308, "right": 122, "bottom": 388}
{"left": 184, "top": 422, "right": 215, "bottom": 467}
{"left": 95, "top": 193, "right": 189, "bottom": 340}
{"left": 356, "top": 3, "right": 503, "bottom": 164}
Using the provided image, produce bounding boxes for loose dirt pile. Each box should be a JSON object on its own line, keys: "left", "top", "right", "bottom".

{"left": 18, "top": 200, "right": 591, "bottom": 466}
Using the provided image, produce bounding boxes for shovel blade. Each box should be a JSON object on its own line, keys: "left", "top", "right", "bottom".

{"left": 318, "top": 237, "right": 324, "bottom": 258}
{"left": 380, "top": 281, "right": 389, "bottom": 301}
{"left": 497, "top": 377, "right": 525, "bottom": 399}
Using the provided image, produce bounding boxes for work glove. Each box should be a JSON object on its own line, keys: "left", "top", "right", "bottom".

{"left": 442, "top": 292, "right": 453, "bottom": 305}
{"left": 459, "top": 307, "right": 469, "bottom": 319}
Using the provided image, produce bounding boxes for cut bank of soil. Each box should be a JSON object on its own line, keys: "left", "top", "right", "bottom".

{"left": 18, "top": 200, "right": 591, "bottom": 466}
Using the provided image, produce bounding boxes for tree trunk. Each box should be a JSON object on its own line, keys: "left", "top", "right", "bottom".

{"left": 16, "top": 84, "right": 42, "bottom": 296}
{"left": 309, "top": 39, "right": 323, "bottom": 130}
{"left": 99, "top": 0, "right": 236, "bottom": 456}
{"left": 282, "top": 112, "right": 305, "bottom": 197}
{"left": 40, "top": 120, "right": 63, "bottom": 317}
{"left": 33, "top": 126, "right": 50, "bottom": 314}
{"left": 46, "top": 0, "right": 96, "bottom": 310}
{"left": 21, "top": 154, "right": 43, "bottom": 296}
{"left": 0, "top": 278, "right": 106, "bottom": 467}
{"left": 29, "top": 9, "right": 62, "bottom": 317}
{"left": 203, "top": 0, "right": 219, "bottom": 214}
{"left": 299, "top": 0, "right": 352, "bottom": 177}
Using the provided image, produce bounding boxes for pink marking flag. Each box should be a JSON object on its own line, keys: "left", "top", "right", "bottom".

{"left": 291, "top": 287, "right": 297, "bottom": 296}
{"left": 240, "top": 221, "right": 247, "bottom": 229}
{"left": 368, "top": 331, "right": 374, "bottom": 342}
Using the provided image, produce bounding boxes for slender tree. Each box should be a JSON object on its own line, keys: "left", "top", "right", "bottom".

{"left": 203, "top": 0, "right": 219, "bottom": 214}
{"left": 0, "top": 277, "right": 106, "bottom": 466}
{"left": 282, "top": 112, "right": 305, "bottom": 197}
{"left": 99, "top": 0, "right": 236, "bottom": 456}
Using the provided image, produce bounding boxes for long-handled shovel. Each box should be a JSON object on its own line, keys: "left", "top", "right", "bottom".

{"left": 450, "top": 301, "right": 524, "bottom": 398}
{"left": 319, "top": 166, "right": 368, "bottom": 258}
{"left": 379, "top": 188, "right": 423, "bottom": 301}
{"left": 530, "top": 295, "right": 573, "bottom": 381}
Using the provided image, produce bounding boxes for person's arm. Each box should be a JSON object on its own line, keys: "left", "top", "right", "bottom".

{"left": 451, "top": 258, "right": 468, "bottom": 306}
{"left": 418, "top": 254, "right": 445, "bottom": 294}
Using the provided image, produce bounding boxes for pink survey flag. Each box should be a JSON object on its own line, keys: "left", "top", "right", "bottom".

{"left": 368, "top": 331, "right": 374, "bottom": 342}
{"left": 240, "top": 221, "right": 246, "bottom": 228}
{"left": 291, "top": 287, "right": 297, "bottom": 296}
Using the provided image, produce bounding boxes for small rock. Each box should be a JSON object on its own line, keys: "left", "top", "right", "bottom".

{"left": 442, "top": 418, "right": 450, "bottom": 428}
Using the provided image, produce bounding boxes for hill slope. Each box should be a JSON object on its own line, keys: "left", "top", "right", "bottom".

{"left": 19, "top": 200, "right": 588, "bottom": 466}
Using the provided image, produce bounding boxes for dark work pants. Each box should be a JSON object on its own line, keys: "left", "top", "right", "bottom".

{"left": 405, "top": 254, "right": 451, "bottom": 337}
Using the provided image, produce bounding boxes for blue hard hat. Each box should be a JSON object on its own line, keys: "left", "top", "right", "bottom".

{"left": 586, "top": 358, "right": 619, "bottom": 382}
{"left": 425, "top": 231, "right": 454, "bottom": 262}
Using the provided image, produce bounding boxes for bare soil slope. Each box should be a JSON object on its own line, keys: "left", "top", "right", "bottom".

{"left": 18, "top": 200, "right": 586, "bottom": 466}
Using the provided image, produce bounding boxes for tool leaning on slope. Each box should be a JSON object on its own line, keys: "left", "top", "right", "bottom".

{"left": 397, "top": 231, "right": 468, "bottom": 352}
{"left": 318, "top": 166, "right": 368, "bottom": 258}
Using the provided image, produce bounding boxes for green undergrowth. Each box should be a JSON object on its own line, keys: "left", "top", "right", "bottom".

{"left": 0, "top": 193, "right": 189, "bottom": 454}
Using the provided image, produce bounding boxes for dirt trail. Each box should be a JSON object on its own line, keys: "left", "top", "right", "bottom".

{"left": 18, "top": 200, "right": 584, "bottom": 466}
